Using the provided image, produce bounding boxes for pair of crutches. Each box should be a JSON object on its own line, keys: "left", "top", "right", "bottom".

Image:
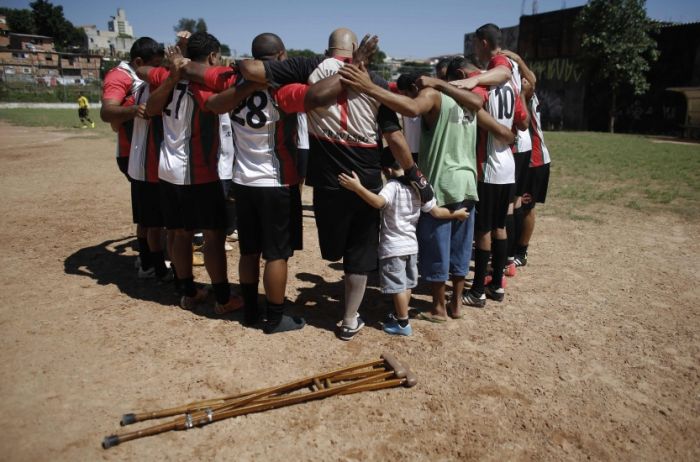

{"left": 102, "top": 353, "right": 417, "bottom": 449}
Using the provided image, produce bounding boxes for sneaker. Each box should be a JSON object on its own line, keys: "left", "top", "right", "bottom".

{"left": 214, "top": 294, "right": 244, "bottom": 314}
{"left": 462, "top": 290, "right": 486, "bottom": 308}
{"left": 192, "top": 251, "right": 205, "bottom": 266}
{"left": 226, "top": 231, "right": 239, "bottom": 242}
{"left": 137, "top": 266, "right": 155, "bottom": 279}
{"left": 514, "top": 253, "right": 528, "bottom": 267}
{"left": 383, "top": 320, "right": 413, "bottom": 336}
{"left": 504, "top": 261, "right": 517, "bottom": 277}
{"left": 484, "top": 284, "right": 505, "bottom": 302}
{"left": 180, "top": 288, "right": 208, "bottom": 310}
{"left": 224, "top": 242, "right": 234, "bottom": 251}
{"left": 336, "top": 316, "right": 365, "bottom": 341}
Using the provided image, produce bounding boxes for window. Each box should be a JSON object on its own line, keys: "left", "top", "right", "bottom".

{"left": 45, "top": 54, "right": 52, "bottom": 61}
{"left": 22, "top": 67, "right": 31, "bottom": 74}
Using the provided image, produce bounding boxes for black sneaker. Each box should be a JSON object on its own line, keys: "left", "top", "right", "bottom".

{"left": 336, "top": 316, "right": 365, "bottom": 341}
{"left": 514, "top": 252, "right": 528, "bottom": 267}
{"left": 462, "top": 290, "right": 486, "bottom": 308}
{"left": 484, "top": 284, "right": 505, "bottom": 302}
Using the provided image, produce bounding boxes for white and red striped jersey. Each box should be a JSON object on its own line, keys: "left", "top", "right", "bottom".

{"left": 476, "top": 57, "right": 528, "bottom": 184}
{"left": 127, "top": 83, "right": 164, "bottom": 183}
{"left": 149, "top": 68, "right": 221, "bottom": 185}
{"left": 297, "top": 113, "right": 309, "bottom": 150}
{"left": 529, "top": 93, "right": 551, "bottom": 167}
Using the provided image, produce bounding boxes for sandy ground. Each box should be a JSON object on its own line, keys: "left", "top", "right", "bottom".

{"left": 0, "top": 122, "right": 698, "bottom": 461}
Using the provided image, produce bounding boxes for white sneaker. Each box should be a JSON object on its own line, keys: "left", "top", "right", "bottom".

{"left": 224, "top": 242, "right": 233, "bottom": 251}
{"left": 226, "top": 231, "right": 239, "bottom": 242}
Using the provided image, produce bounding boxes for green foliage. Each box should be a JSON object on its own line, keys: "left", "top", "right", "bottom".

{"left": 0, "top": 7, "right": 36, "bottom": 34}
{"left": 29, "top": 0, "right": 85, "bottom": 51}
{"left": 220, "top": 44, "right": 231, "bottom": 56}
{"left": 287, "top": 49, "right": 319, "bottom": 58}
{"left": 174, "top": 17, "right": 207, "bottom": 34}
{"left": 576, "top": 0, "right": 659, "bottom": 94}
{"left": 1, "top": 1, "right": 85, "bottom": 51}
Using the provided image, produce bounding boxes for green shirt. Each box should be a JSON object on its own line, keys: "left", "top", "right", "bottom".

{"left": 418, "top": 93, "right": 478, "bottom": 206}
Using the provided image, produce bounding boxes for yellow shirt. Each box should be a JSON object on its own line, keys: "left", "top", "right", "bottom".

{"left": 78, "top": 96, "right": 89, "bottom": 109}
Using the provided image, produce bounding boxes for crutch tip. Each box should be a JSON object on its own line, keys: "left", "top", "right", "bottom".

{"left": 102, "top": 435, "right": 120, "bottom": 449}
{"left": 120, "top": 413, "right": 137, "bottom": 426}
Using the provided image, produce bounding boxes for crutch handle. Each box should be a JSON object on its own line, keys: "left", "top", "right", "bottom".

{"left": 380, "top": 353, "right": 406, "bottom": 378}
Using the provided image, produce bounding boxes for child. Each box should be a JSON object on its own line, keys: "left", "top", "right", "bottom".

{"left": 338, "top": 167, "right": 468, "bottom": 336}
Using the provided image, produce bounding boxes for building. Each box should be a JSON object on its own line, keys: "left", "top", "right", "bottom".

{"left": 82, "top": 8, "right": 135, "bottom": 57}
{"left": 0, "top": 32, "right": 102, "bottom": 84}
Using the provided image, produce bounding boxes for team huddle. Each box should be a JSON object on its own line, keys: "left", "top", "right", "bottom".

{"left": 100, "top": 23, "right": 551, "bottom": 340}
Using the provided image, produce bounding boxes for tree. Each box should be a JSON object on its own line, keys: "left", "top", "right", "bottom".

{"left": 28, "top": 0, "right": 85, "bottom": 51}
{"left": 287, "top": 49, "right": 319, "bottom": 58}
{"left": 220, "top": 44, "right": 231, "bottom": 56}
{"left": 0, "top": 7, "right": 36, "bottom": 34}
{"left": 173, "top": 17, "right": 207, "bottom": 34}
{"left": 576, "top": 0, "right": 659, "bottom": 133}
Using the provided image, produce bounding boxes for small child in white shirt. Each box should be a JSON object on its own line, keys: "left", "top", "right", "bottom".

{"left": 338, "top": 167, "right": 468, "bottom": 336}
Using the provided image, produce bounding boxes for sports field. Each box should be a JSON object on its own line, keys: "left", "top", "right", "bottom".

{"left": 0, "top": 109, "right": 698, "bottom": 460}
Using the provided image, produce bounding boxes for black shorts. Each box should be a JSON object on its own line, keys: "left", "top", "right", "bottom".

{"left": 116, "top": 157, "right": 130, "bottom": 180}
{"left": 233, "top": 183, "right": 302, "bottom": 260}
{"left": 522, "top": 164, "right": 550, "bottom": 210}
{"left": 313, "top": 187, "right": 379, "bottom": 274}
{"left": 131, "top": 180, "right": 164, "bottom": 227}
{"left": 78, "top": 108, "right": 88, "bottom": 118}
{"left": 475, "top": 182, "right": 515, "bottom": 233}
{"left": 159, "top": 180, "right": 227, "bottom": 231}
{"left": 514, "top": 150, "right": 532, "bottom": 197}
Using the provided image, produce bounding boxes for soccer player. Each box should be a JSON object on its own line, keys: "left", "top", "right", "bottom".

{"left": 100, "top": 37, "right": 164, "bottom": 276}
{"left": 126, "top": 59, "right": 170, "bottom": 282}
{"left": 498, "top": 50, "right": 538, "bottom": 274}
{"left": 238, "top": 28, "right": 434, "bottom": 340}
{"left": 515, "top": 77, "right": 551, "bottom": 267}
{"left": 178, "top": 33, "right": 311, "bottom": 333}
{"left": 77, "top": 92, "right": 94, "bottom": 128}
{"left": 459, "top": 24, "right": 530, "bottom": 308}
{"left": 141, "top": 33, "right": 243, "bottom": 314}
{"left": 338, "top": 65, "right": 514, "bottom": 321}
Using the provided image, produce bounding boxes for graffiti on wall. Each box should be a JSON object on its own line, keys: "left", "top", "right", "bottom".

{"left": 530, "top": 58, "right": 583, "bottom": 83}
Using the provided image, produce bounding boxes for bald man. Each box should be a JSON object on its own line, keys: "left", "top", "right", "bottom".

{"left": 239, "top": 29, "right": 433, "bottom": 340}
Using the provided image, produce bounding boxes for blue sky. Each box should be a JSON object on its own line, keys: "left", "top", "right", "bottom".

{"left": 1, "top": 0, "right": 699, "bottom": 58}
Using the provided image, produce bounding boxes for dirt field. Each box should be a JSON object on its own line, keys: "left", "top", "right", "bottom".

{"left": 0, "top": 121, "right": 698, "bottom": 461}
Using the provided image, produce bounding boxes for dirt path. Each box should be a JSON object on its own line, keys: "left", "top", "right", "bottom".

{"left": 0, "top": 121, "right": 698, "bottom": 461}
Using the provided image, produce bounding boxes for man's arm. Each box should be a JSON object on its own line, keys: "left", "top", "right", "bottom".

{"left": 338, "top": 171, "right": 387, "bottom": 209}
{"left": 416, "top": 75, "right": 483, "bottom": 112}
{"left": 237, "top": 59, "right": 268, "bottom": 83}
{"left": 303, "top": 73, "right": 344, "bottom": 111}
{"left": 338, "top": 64, "right": 436, "bottom": 117}
{"left": 450, "top": 65, "right": 512, "bottom": 90}
{"left": 204, "top": 81, "right": 265, "bottom": 114}
{"left": 513, "top": 93, "right": 530, "bottom": 131}
{"left": 476, "top": 109, "right": 515, "bottom": 144}
{"left": 499, "top": 50, "right": 536, "bottom": 88}
{"left": 100, "top": 70, "right": 141, "bottom": 124}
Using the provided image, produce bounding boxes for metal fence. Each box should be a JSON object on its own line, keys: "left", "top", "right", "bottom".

{"left": 0, "top": 78, "right": 102, "bottom": 103}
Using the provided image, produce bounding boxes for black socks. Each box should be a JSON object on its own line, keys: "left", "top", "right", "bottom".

{"left": 212, "top": 282, "right": 231, "bottom": 305}
{"left": 471, "top": 248, "right": 491, "bottom": 296}
{"left": 491, "top": 239, "right": 508, "bottom": 288}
